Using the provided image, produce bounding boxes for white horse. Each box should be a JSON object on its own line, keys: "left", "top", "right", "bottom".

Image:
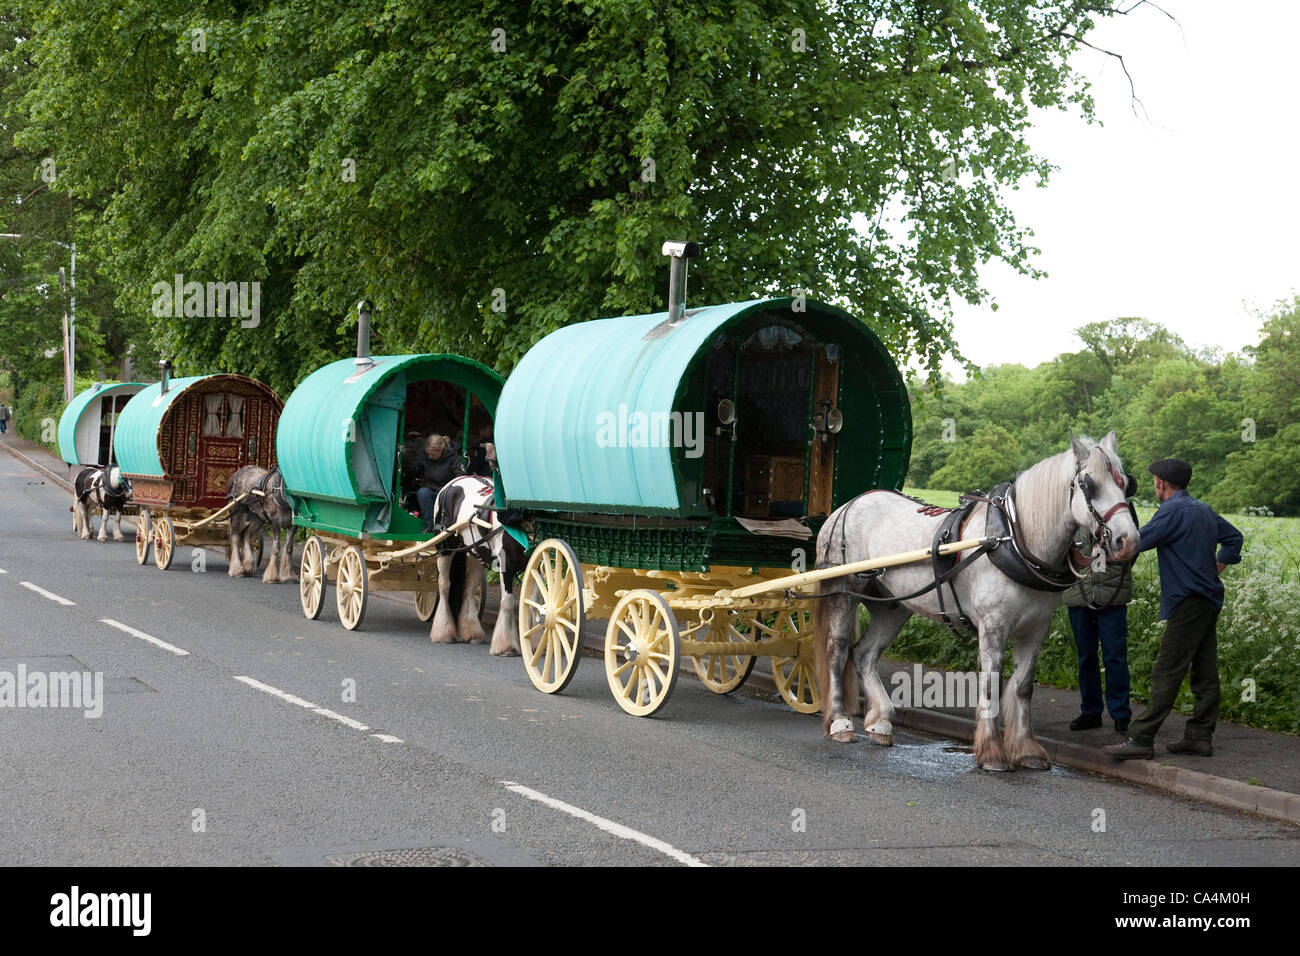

{"left": 814, "top": 432, "right": 1139, "bottom": 772}
{"left": 428, "top": 475, "right": 526, "bottom": 656}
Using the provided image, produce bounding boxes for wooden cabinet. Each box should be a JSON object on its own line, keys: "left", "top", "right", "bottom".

{"left": 743, "top": 455, "right": 805, "bottom": 517}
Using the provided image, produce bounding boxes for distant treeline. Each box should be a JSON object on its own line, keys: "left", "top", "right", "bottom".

{"left": 905, "top": 300, "right": 1300, "bottom": 517}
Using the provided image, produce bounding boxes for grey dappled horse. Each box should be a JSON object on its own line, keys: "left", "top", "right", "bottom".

{"left": 226, "top": 465, "right": 296, "bottom": 582}
{"left": 815, "top": 432, "right": 1139, "bottom": 772}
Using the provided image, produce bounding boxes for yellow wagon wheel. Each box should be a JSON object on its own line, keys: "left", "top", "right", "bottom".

{"left": 770, "top": 608, "right": 821, "bottom": 714}
{"left": 153, "top": 514, "right": 175, "bottom": 571}
{"left": 413, "top": 563, "right": 439, "bottom": 622}
{"left": 335, "top": 544, "right": 369, "bottom": 631}
{"left": 299, "top": 535, "right": 326, "bottom": 621}
{"left": 689, "top": 608, "right": 758, "bottom": 694}
{"left": 134, "top": 509, "right": 151, "bottom": 566}
{"left": 519, "top": 538, "right": 585, "bottom": 694}
{"left": 605, "top": 589, "right": 681, "bottom": 717}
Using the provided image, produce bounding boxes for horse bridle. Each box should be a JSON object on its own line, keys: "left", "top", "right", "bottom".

{"left": 1070, "top": 459, "right": 1132, "bottom": 560}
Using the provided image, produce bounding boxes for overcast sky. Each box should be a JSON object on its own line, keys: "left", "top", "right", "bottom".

{"left": 942, "top": 0, "right": 1300, "bottom": 377}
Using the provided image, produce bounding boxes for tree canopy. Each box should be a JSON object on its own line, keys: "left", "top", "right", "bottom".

{"left": 3, "top": 0, "right": 1158, "bottom": 400}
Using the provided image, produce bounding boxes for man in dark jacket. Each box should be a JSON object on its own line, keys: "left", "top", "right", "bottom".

{"left": 1103, "top": 458, "right": 1244, "bottom": 760}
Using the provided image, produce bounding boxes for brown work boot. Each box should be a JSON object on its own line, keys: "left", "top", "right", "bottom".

{"left": 1102, "top": 738, "right": 1154, "bottom": 760}
{"left": 1166, "top": 738, "right": 1213, "bottom": 756}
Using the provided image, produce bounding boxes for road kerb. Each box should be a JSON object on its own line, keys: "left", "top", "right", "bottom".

{"left": 0, "top": 439, "right": 73, "bottom": 492}
{"left": 575, "top": 630, "right": 1300, "bottom": 828}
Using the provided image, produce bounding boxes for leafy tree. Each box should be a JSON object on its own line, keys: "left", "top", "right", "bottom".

{"left": 930, "top": 421, "right": 1022, "bottom": 491}
{"left": 0, "top": 8, "right": 145, "bottom": 429}
{"left": 1075, "top": 316, "right": 1186, "bottom": 375}
{"left": 7, "top": 0, "right": 1164, "bottom": 395}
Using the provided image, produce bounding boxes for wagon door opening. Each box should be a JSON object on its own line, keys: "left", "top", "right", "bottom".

{"left": 697, "top": 319, "right": 839, "bottom": 522}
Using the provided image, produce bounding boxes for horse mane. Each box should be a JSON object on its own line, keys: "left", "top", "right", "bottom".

{"left": 1011, "top": 434, "right": 1122, "bottom": 559}
{"left": 1011, "top": 449, "right": 1076, "bottom": 559}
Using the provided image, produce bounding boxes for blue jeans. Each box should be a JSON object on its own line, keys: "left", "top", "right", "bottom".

{"left": 1068, "top": 605, "right": 1131, "bottom": 721}
{"left": 416, "top": 486, "right": 438, "bottom": 528}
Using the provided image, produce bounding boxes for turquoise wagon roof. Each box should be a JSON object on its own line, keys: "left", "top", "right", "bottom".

{"left": 495, "top": 297, "right": 911, "bottom": 514}
{"left": 278, "top": 354, "right": 505, "bottom": 510}
{"left": 57, "top": 382, "right": 146, "bottom": 465}
{"left": 113, "top": 376, "right": 211, "bottom": 477}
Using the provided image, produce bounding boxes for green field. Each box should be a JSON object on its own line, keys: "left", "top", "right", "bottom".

{"left": 882, "top": 497, "right": 1300, "bottom": 735}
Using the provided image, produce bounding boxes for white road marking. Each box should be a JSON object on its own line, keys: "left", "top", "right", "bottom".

{"left": 100, "top": 618, "right": 190, "bottom": 656}
{"left": 311, "top": 705, "right": 370, "bottom": 731}
{"left": 20, "top": 581, "right": 75, "bottom": 606}
{"left": 234, "top": 676, "right": 399, "bottom": 741}
{"left": 499, "top": 781, "right": 708, "bottom": 867}
{"left": 0, "top": 567, "right": 8, "bottom": 573}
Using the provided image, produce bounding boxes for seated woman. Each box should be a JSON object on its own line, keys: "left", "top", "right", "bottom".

{"left": 415, "top": 434, "right": 465, "bottom": 531}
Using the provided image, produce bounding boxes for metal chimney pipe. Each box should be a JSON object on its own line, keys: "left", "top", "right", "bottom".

{"left": 356, "top": 300, "right": 374, "bottom": 368}
{"left": 662, "top": 240, "right": 700, "bottom": 324}
{"left": 158, "top": 359, "right": 173, "bottom": 394}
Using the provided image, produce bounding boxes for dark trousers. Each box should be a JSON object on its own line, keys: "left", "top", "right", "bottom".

{"left": 1128, "top": 594, "right": 1220, "bottom": 745}
{"left": 1068, "top": 605, "right": 1131, "bottom": 721}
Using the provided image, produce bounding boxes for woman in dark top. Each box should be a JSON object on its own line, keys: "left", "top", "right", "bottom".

{"left": 415, "top": 434, "right": 465, "bottom": 531}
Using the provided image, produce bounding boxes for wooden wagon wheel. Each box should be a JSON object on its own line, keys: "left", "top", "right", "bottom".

{"left": 135, "top": 509, "right": 151, "bottom": 566}
{"left": 153, "top": 515, "right": 175, "bottom": 571}
{"left": 299, "top": 535, "right": 326, "bottom": 621}
{"left": 769, "top": 608, "right": 821, "bottom": 714}
{"left": 413, "top": 562, "right": 438, "bottom": 622}
{"left": 689, "top": 607, "right": 758, "bottom": 694}
{"left": 335, "top": 544, "right": 369, "bottom": 631}
{"left": 519, "top": 538, "right": 585, "bottom": 694}
{"left": 605, "top": 589, "right": 681, "bottom": 717}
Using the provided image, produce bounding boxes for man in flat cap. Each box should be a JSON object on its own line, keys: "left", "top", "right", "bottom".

{"left": 1103, "top": 458, "right": 1243, "bottom": 760}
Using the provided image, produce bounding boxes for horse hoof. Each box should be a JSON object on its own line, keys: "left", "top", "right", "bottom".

{"left": 867, "top": 732, "right": 894, "bottom": 747}
{"left": 979, "top": 761, "right": 1012, "bottom": 772}
{"left": 490, "top": 648, "right": 520, "bottom": 658}
{"left": 1016, "top": 756, "right": 1051, "bottom": 771}
{"left": 830, "top": 731, "right": 856, "bottom": 743}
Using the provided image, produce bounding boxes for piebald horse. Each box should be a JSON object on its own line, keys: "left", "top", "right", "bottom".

{"left": 72, "top": 465, "right": 130, "bottom": 541}
{"left": 814, "top": 432, "right": 1139, "bottom": 772}
{"left": 226, "top": 465, "right": 297, "bottom": 582}
{"left": 429, "top": 474, "right": 526, "bottom": 656}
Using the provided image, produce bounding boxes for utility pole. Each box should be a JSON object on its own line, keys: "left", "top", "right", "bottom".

{"left": 59, "top": 266, "right": 69, "bottom": 401}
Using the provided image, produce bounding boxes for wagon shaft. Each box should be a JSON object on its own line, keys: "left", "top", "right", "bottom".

{"left": 719, "top": 536, "right": 997, "bottom": 601}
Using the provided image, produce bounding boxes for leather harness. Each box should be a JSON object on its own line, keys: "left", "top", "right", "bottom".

{"left": 820, "top": 466, "right": 1131, "bottom": 637}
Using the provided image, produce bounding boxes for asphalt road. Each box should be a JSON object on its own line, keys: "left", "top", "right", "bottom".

{"left": 1, "top": 457, "right": 1297, "bottom": 867}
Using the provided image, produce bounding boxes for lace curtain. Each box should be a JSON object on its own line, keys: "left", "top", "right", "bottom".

{"left": 203, "top": 394, "right": 224, "bottom": 436}
{"left": 226, "top": 395, "right": 244, "bottom": 438}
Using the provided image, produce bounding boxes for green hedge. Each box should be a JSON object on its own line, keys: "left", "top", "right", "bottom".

{"left": 11, "top": 375, "right": 100, "bottom": 451}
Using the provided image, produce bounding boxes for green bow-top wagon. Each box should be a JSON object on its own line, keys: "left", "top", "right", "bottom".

{"left": 114, "top": 367, "right": 283, "bottom": 570}
{"left": 57, "top": 381, "right": 147, "bottom": 533}
{"left": 279, "top": 311, "right": 505, "bottom": 631}
{"left": 496, "top": 243, "right": 912, "bottom": 716}
{"left": 58, "top": 381, "right": 147, "bottom": 473}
